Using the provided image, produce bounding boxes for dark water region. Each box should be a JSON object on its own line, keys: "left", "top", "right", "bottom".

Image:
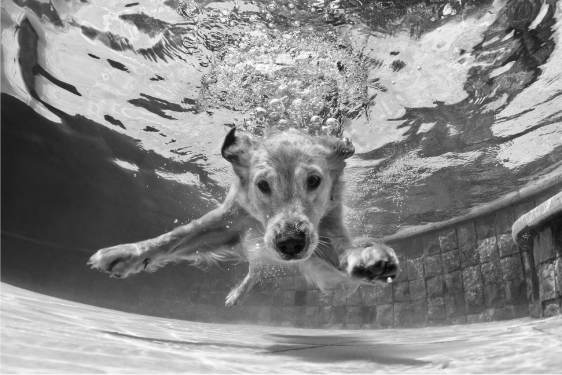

{"left": 0, "top": 0, "right": 562, "bottom": 244}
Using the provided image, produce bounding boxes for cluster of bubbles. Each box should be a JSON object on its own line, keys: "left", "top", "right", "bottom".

{"left": 173, "top": 0, "right": 391, "bottom": 138}
{"left": 198, "top": 28, "right": 369, "bottom": 138}
{"left": 240, "top": 101, "right": 343, "bottom": 137}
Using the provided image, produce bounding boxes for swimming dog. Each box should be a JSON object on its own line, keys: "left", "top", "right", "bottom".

{"left": 88, "top": 128, "right": 399, "bottom": 306}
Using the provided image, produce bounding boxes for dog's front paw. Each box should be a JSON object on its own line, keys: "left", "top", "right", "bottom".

{"left": 88, "top": 243, "right": 147, "bottom": 279}
{"left": 225, "top": 287, "right": 244, "bottom": 307}
{"left": 342, "top": 244, "right": 399, "bottom": 283}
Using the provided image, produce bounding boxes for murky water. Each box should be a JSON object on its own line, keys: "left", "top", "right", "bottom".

{"left": 2, "top": 0, "right": 561, "bottom": 237}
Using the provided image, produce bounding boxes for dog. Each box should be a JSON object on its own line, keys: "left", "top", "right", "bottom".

{"left": 88, "top": 128, "right": 399, "bottom": 306}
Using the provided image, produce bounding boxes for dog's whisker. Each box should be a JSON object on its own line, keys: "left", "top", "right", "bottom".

{"left": 315, "top": 243, "right": 330, "bottom": 252}
{"left": 318, "top": 237, "right": 335, "bottom": 246}
{"left": 314, "top": 244, "right": 332, "bottom": 263}
{"left": 316, "top": 252, "right": 330, "bottom": 264}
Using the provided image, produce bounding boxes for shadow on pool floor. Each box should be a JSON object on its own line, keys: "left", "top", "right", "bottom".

{"left": 102, "top": 330, "right": 432, "bottom": 366}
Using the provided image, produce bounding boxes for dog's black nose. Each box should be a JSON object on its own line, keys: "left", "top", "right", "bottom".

{"left": 275, "top": 232, "right": 307, "bottom": 257}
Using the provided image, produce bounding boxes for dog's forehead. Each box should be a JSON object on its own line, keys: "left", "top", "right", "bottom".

{"left": 252, "top": 134, "right": 329, "bottom": 169}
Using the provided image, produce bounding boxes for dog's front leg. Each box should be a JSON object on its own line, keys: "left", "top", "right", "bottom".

{"left": 88, "top": 190, "right": 248, "bottom": 278}
{"left": 225, "top": 262, "right": 262, "bottom": 307}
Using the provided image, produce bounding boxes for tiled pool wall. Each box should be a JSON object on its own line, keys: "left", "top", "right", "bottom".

{"left": 181, "top": 185, "right": 561, "bottom": 329}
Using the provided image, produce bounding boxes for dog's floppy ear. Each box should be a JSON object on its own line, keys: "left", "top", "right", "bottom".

{"left": 221, "top": 127, "right": 252, "bottom": 163}
{"left": 221, "top": 128, "right": 253, "bottom": 179}
{"left": 329, "top": 137, "right": 355, "bottom": 161}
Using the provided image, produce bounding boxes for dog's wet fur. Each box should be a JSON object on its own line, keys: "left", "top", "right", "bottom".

{"left": 88, "top": 128, "right": 399, "bottom": 306}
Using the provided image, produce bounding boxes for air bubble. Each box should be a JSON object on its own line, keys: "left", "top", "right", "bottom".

{"left": 292, "top": 98, "right": 303, "bottom": 107}
{"left": 255, "top": 107, "right": 267, "bottom": 117}
{"left": 202, "top": 75, "right": 217, "bottom": 84}
{"left": 277, "top": 84, "right": 289, "bottom": 93}
{"left": 269, "top": 98, "right": 286, "bottom": 112}
{"left": 310, "top": 115, "right": 322, "bottom": 126}
{"left": 325, "top": 118, "right": 338, "bottom": 127}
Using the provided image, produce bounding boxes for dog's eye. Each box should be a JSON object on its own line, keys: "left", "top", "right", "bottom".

{"left": 307, "top": 175, "right": 321, "bottom": 189}
{"left": 257, "top": 180, "right": 271, "bottom": 193}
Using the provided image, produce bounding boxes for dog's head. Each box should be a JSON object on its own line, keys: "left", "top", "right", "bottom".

{"left": 222, "top": 128, "right": 354, "bottom": 262}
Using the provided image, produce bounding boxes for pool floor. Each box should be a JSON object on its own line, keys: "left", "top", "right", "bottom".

{"left": 2, "top": 283, "right": 561, "bottom": 373}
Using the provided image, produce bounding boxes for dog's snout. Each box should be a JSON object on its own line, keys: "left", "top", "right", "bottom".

{"left": 275, "top": 231, "right": 307, "bottom": 257}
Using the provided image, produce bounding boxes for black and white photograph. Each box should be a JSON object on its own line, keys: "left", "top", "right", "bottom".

{"left": 1, "top": 0, "right": 561, "bottom": 371}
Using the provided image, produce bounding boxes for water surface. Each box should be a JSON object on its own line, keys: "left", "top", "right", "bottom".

{"left": 2, "top": 0, "right": 561, "bottom": 237}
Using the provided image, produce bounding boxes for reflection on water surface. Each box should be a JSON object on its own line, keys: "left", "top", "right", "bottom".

{"left": 1, "top": 0, "right": 561, "bottom": 236}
